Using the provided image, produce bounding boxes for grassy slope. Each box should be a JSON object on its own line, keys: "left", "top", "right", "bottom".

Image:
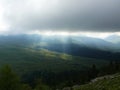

{"left": 73, "top": 73, "right": 120, "bottom": 90}
{"left": 0, "top": 46, "right": 108, "bottom": 75}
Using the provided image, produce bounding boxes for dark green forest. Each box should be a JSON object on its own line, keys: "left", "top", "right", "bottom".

{"left": 0, "top": 60, "right": 120, "bottom": 90}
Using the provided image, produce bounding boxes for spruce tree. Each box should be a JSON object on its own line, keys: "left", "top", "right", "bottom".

{"left": 0, "top": 65, "right": 21, "bottom": 90}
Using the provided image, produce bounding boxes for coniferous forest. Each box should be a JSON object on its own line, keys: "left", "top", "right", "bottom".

{"left": 0, "top": 60, "right": 120, "bottom": 90}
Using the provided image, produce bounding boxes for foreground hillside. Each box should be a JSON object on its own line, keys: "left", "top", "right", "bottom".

{"left": 72, "top": 73, "right": 120, "bottom": 90}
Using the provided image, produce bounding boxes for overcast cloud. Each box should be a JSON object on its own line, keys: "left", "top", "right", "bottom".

{"left": 0, "top": 0, "right": 120, "bottom": 33}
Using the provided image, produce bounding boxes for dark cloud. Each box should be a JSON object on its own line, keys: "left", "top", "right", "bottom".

{"left": 1, "top": 0, "right": 120, "bottom": 32}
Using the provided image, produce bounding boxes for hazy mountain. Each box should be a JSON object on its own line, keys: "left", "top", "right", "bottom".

{"left": 105, "top": 35, "right": 120, "bottom": 44}
{"left": 104, "top": 35, "right": 120, "bottom": 52}
{"left": 0, "top": 34, "right": 120, "bottom": 60}
{"left": 71, "top": 36, "right": 115, "bottom": 51}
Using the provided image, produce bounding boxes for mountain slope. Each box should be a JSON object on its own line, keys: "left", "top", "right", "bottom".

{"left": 105, "top": 35, "right": 120, "bottom": 44}
{"left": 0, "top": 34, "right": 120, "bottom": 60}
{"left": 73, "top": 73, "right": 120, "bottom": 90}
{"left": 0, "top": 46, "right": 108, "bottom": 75}
{"left": 72, "top": 36, "right": 115, "bottom": 51}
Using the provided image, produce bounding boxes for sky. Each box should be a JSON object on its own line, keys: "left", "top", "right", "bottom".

{"left": 0, "top": 0, "right": 120, "bottom": 37}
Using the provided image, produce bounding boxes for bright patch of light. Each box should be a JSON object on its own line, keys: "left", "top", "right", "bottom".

{"left": 28, "top": 30, "right": 78, "bottom": 36}
{"left": 39, "top": 31, "right": 71, "bottom": 36}
{"left": 0, "top": 4, "right": 10, "bottom": 33}
{"left": 78, "top": 32, "right": 113, "bottom": 39}
{"left": 27, "top": 30, "right": 120, "bottom": 39}
{"left": 28, "top": 0, "right": 59, "bottom": 14}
